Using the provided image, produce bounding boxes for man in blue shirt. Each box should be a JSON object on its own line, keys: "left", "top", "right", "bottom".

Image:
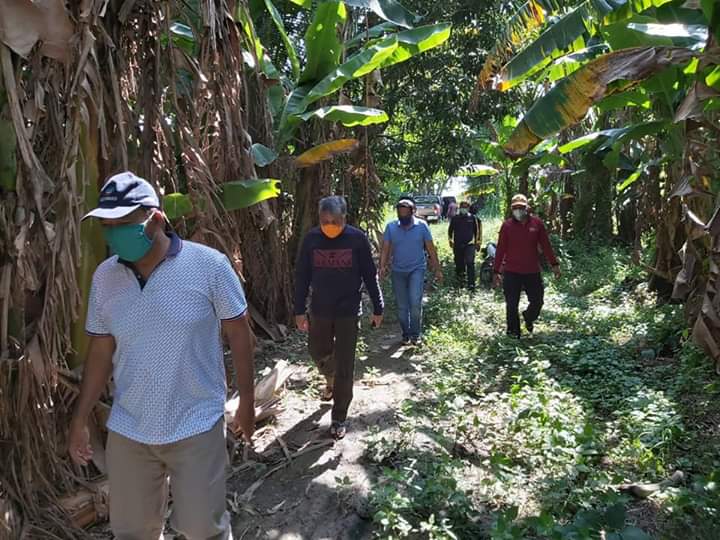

{"left": 380, "top": 198, "right": 443, "bottom": 345}
{"left": 68, "top": 172, "right": 254, "bottom": 540}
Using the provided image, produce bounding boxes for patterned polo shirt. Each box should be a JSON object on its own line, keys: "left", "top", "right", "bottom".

{"left": 85, "top": 234, "right": 247, "bottom": 444}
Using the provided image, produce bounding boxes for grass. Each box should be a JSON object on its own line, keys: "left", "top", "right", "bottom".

{"left": 363, "top": 217, "right": 720, "bottom": 539}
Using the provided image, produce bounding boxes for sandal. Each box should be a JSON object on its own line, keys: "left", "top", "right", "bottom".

{"left": 329, "top": 421, "right": 347, "bottom": 440}
{"left": 320, "top": 376, "right": 334, "bottom": 401}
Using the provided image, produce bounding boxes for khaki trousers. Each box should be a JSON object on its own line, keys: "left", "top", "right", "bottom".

{"left": 106, "top": 418, "right": 232, "bottom": 540}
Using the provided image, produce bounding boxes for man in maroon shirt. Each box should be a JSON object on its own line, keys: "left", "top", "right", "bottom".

{"left": 493, "top": 194, "right": 561, "bottom": 337}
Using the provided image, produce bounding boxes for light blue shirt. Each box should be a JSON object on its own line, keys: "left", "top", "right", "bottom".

{"left": 383, "top": 218, "right": 433, "bottom": 273}
{"left": 85, "top": 238, "right": 247, "bottom": 444}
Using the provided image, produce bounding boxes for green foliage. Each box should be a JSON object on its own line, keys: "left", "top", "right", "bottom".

{"left": 366, "top": 227, "right": 719, "bottom": 538}
{"left": 373, "top": 0, "right": 517, "bottom": 193}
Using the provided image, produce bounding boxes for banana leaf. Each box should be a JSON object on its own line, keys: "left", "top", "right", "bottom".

{"left": 164, "top": 193, "right": 194, "bottom": 220}
{"left": 379, "top": 23, "right": 452, "bottom": 68}
{"left": 485, "top": 0, "right": 675, "bottom": 90}
{"left": 300, "top": 36, "right": 399, "bottom": 112}
{"left": 262, "top": 0, "right": 300, "bottom": 80}
{"left": 161, "top": 22, "right": 195, "bottom": 55}
{"left": 299, "top": 1, "right": 347, "bottom": 85}
{"left": 476, "top": 0, "right": 562, "bottom": 89}
{"left": 163, "top": 180, "right": 281, "bottom": 219}
{"left": 596, "top": 87, "right": 652, "bottom": 111}
{"left": 221, "top": 179, "right": 281, "bottom": 211}
{"left": 344, "top": 0, "right": 422, "bottom": 29}
{"left": 558, "top": 121, "right": 667, "bottom": 154}
{"left": 277, "top": 85, "right": 311, "bottom": 145}
{"left": 538, "top": 43, "right": 610, "bottom": 84}
{"left": 295, "top": 139, "right": 360, "bottom": 168}
{"left": 288, "top": 0, "right": 311, "bottom": 8}
{"left": 251, "top": 143, "right": 279, "bottom": 167}
{"left": 346, "top": 22, "right": 398, "bottom": 49}
{"left": 500, "top": 6, "right": 594, "bottom": 91}
{"left": 236, "top": 4, "right": 280, "bottom": 82}
{"left": 459, "top": 164, "right": 499, "bottom": 176}
{"left": 604, "top": 19, "right": 708, "bottom": 49}
{"left": 299, "top": 105, "right": 389, "bottom": 127}
{"left": 504, "top": 46, "right": 695, "bottom": 157}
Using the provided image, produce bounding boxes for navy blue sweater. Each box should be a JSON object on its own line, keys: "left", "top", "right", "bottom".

{"left": 294, "top": 226, "right": 384, "bottom": 318}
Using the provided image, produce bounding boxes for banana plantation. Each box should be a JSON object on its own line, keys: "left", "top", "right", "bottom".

{"left": 0, "top": 0, "right": 719, "bottom": 538}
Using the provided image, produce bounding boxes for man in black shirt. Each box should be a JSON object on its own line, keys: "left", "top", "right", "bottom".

{"left": 448, "top": 201, "right": 482, "bottom": 291}
{"left": 294, "top": 196, "right": 384, "bottom": 439}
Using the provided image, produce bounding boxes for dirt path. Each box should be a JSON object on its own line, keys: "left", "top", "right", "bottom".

{"left": 228, "top": 325, "right": 421, "bottom": 540}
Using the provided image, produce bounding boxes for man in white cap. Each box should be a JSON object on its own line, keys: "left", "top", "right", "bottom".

{"left": 379, "top": 197, "right": 443, "bottom": 346}
{"left": 68, "top": 171, "right": 254, "bottom": 539}
{"left": 493, "top": 194, "right": 560, "bottom": 337}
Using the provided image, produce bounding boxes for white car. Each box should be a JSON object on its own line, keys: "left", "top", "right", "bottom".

{"left": 414, "top": 195, "right": 441, "bottom": 223}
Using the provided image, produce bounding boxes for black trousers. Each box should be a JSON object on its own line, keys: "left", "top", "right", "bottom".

{"left": 453, "top": 244, "right": 476, "bottom": 290}
{"left": 502, "top": 272, "right": 544, "bottom": 336}
{"left": 308, "top": 316, "right": 360, "bottom": 422}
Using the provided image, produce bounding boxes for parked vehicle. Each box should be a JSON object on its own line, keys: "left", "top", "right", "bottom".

{"left": 415, "top": 195, "right": 442, "bottom": 223}
{"left": 479, "top": 242, "right": 497, "bottom": 288}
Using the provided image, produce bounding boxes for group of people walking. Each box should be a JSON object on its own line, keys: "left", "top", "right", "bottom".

{"left": 68, "top": 171, "right": 560, "bottom": 539}
{"left": 294, "top": 192, "right": 560, "bottom": 440}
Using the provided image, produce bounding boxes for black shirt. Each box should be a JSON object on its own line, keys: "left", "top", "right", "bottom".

{"left": 294, "top": 225, "right": 384, "bottom": 318}
{"left": 448, "top": 214, "right": 481, "bottom": 247}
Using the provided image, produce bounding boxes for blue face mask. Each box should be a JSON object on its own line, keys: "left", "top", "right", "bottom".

{"left": 103, "top": 213, "right": 155, "bottom": 262}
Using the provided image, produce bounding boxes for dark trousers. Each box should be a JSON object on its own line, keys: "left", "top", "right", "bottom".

{"left": 308, "top": 316, "right": 360, "bottom": 422}
{"left": 503, "top": 272, "right": 544, "bottom": 336}
{"left": 453, "top": 244, "right": 476, "bottom": 290}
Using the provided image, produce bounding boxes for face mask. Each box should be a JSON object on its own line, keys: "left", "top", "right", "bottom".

{"left": 398, "top": 214, "right": 413, "bottom": 225}
{"left": 459, "top": 208, "right": 468, "bottom": 215}
{"left": 512, "top": 208, "right": 527, "bottom": 221}
{"left": 103, "top": 212, "right": 155, "bottom": 262}
{"left": 321, "top": 223, "right": 344, "bottom": 239}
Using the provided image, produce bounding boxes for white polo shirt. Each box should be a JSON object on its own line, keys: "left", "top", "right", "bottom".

{"left": 86, "top": 234, "right": 247, "bottom": 444}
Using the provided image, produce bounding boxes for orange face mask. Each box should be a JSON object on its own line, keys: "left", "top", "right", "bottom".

{"left": 321, "top": 223, "right": 344, "bottom": 239}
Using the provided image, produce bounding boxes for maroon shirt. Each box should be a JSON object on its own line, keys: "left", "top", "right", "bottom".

{"left": 493, "top": 215, "right": 558, "bottom": 274}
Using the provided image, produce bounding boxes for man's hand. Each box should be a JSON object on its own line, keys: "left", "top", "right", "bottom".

{"left": 378, "top": 266, "right": 388, "bottom": 281}
{"left": 475, "top": 243, "right": 481, "bottom": 252}
{"left": 449, "top": 240, "right": 454, "bottom": 249}
{"left": 371, "top": 314, "right": 383, "bottom": 328}
{"left": 68, "top": 422, "right": 93, "bottom": 466}
{"left": 493, "top": 272, "right": 502, "bottom": 289}
{"left": 295, "top": 314, "right": 309, "bottom": 332}
{"left": 552, "top": 265, "right": 561, "bottom": 279}
{"left": 232, "top": 400, "right": 255, "bottom": 443}
{"left": 434, "top": 268, "right": 444, "bottom": 284}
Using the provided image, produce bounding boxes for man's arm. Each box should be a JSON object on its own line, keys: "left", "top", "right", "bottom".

{"left": 493, "top": 223, "right": 507, "bottom": 274}
{"left": 360, "top": 236, "right": 384, "bottom": 317}
{"left": 222, "top": 314, "right": 256, "bottom": 442}
{"left": 379, "top": 239, "right": 392, "bottom": 280}
{"left": 538, "top": 220, "right": 560, "bottom": 276}
{"left": 424, "top": 240, "right": 443, "bottom": 283}
{"left": 293, "top": 236, "right": 312, "bottom": 330}
{"left": 448, "top": 218, "right": 455, "bottom": 247}
{"left": 69, "top": 335, "right": 115, "bottom": 465}
{"left": 475, "top": 217, "right": 482, "bottom": 248}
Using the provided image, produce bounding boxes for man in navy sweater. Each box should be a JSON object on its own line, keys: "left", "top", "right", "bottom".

{"left": 493, "top": 194, "right": 561, "bottom": 337}
{"left": 294, "top": 196, "right": 384, "bottom": 439}
{"left": 448, "top": 201, "right": 482, "bottom": 291}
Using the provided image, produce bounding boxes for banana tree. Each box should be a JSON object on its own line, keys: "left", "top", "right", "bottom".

{"left": 480, "top": 0, "right": 720, "bottom": 357}
{"left": 240, "top": 0, "right": 451, "bottom": 249}
{"left": 243, "top": 0, "right": 451, "bottom": 156}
